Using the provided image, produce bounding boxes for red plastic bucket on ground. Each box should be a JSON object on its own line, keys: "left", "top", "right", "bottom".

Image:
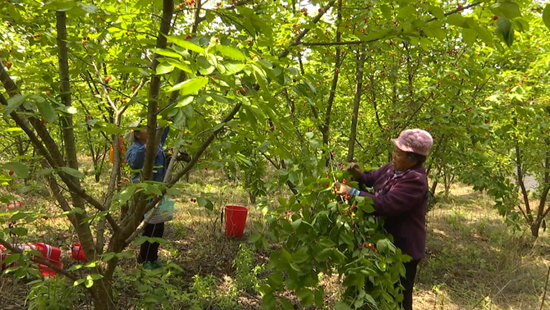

{"left": 71, "top": 243, "right": 87, "bottom": 261}
{"left": 224, "top": 206, "right": 248, "bottom": 237}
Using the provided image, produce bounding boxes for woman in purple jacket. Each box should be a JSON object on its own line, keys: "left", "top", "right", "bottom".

{"left": 335, "top": 129, "right": 433, "bottom": 310}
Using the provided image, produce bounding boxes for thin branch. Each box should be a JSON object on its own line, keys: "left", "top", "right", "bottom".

{"left": 279, "top": 0, "right": 337, "bottom": 58}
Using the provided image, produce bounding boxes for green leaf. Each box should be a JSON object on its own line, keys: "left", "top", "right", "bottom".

{"left": 151, "top": 48, "right": 183, "bottom": 59}
{"left": 381, "top": 5, "right": 392, "bottom": 20}
{"left": 216, "top": 45, "right": 246, "bottom": 61}
{"left": 376, "top": 238, "right": 397, "bottom": 253}
{"left": 10, "top": 212, "right": 28, "bottom": 222}
{"left": 364, "top": 29, "right": 389, "bottom": 41}
{"left": 44, "top": 0, "right": 75, "bottom": 11}
{"left": 73, "top": 279, "right": 86, "bottom": 286}
{"left": 289, "top": 262, "right": 301, "bottom": 272}
{"left": 4, "top": 95, "right": 29, "bottom": 115}
{"left": 428, "top": 5, "right": 445, "bottom": 20}
{"left": 291, "top": 250, "right": 309, "bottom": 264}
{"left": 424, "top": 22, "right": 446, "bottom": 41}
{"left": 11, "top": 227, "right": 27, "bottom": 236}
{"left": 197, "top": 197, "right": 213, "bottom": 211}
{"left": 397, "top": 5, "right": 415, "bottom": 19}
{"left": 165, "top": 59, "right": 193, "bottom": 74}
{"left": 85, "top": 274, "right": 94, "bottom": 288}
{"left": 224, "top": 61, "right": 246, "bottom": 75}
{"left": 156, "top": 63, "right": 174, "bottom": 75}
{"left": 446, "top": 15, "right": 467, "bottom": 27}
{"left": 248, "top": 232, "right": 261, "bottom": 243}
{"left": 498, "top": 2, "right": 521, "bottom": 19}
{"left": 33, "top": 95, "right": 56, "bottom": 123}
{"left": 496, "top": 16, "right": 514, "bottom": 47}
{"left": 334, "top": 302, "right": 351, "bottom": 310}
{"left": 462, "top": 28, "right": 476, "bottom": 46}
{"left": 56, "top": 106, "right": 78, "bottom": 114}
{"left": 1, "top": 253, "right": 20, "bottom": 266}
{"left": 60, "top": 167, "right": 84, "bottom": 178}
{"left": 543, "top": 4, "right": 550, "bottom": 31}
{"left": 118, "top": 185, "right": 136, "bottom": 203}
{"left": 297, "top": 288, "right": 314, "bottom": 306}
{"left": 475, "top": 26, "right": 493, "bottom": 45}
{"left": 165, "top": 35, "right": 206, "bottom": 54}
{"left": 4, "top": 162, "right": 29, "bottom": 178}
{"left": 167, "top": 77, "right": 208, "bottom": 96}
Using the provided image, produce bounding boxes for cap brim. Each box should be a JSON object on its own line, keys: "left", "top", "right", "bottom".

{"left": 392, "top": 139, "right": 414, "bottom": 153}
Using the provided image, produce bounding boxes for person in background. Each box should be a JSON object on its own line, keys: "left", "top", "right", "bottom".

{"left": 335, "top": 129, "right": 433, "bottom": 310}
{"left": 125, "top": 122, "right": 170, "bottom": 270}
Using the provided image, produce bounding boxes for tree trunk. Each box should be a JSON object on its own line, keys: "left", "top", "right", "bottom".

{"left": 346, "top": 52, "right": 365, "bottom": 162}
{"left": 321, "top": 0, "right": 343, "bottom": 164}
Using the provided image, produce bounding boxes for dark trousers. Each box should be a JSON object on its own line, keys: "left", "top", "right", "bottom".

{"left": 400, "top": 259, "right": 420, "bottom": 310}
{"left": 138, "top": 222, "right": 164, "bottom": 263}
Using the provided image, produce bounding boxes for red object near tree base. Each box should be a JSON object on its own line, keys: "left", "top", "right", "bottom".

{"left": 71, "top": 242, "right": 87, "bottom": 261}
{"left": 224, "top": 206, "right": 248, "bottom": 238}
{"left": 39, "top": 261, "right": 63, "bottom": 278}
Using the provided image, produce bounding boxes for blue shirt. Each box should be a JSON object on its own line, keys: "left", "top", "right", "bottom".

{"left": 126, "top": 127, "right": 170, "bottom": 183}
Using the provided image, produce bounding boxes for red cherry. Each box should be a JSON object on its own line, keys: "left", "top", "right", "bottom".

{"left": 41, "top": 118, "right": 46, "bottom": 125}
{"left": 217, "top": 2, "right": 221, "bottom": 5}
{"left": 345, "top": 195, "right": 351, "bottom": 200}
{"left": 46, "top": 91, "right": 51, "bottom": 95}
{"left": 311, "top": 189, "right": 315, "bottom": 192}
{"left": 293, "top": 78, "right": 296, "bottom": 82}
{"left": 335, "top": 69, "right": 339, "bottom": 73}
{"left": 493, "top": 15, "right": 498, "bottom": 20}
{"left": 457, "top": 4, "right": 463, "bottom": 10}
{"left": 8, "top": 171, "right": 14, "bottom": 176}
{"left": 318, "top": 8, "right": 324, "bottom": 13}
{"left": 247, "top": 41, "right": 251, "bottom": 45}
{"left": 6, "top": 62, "right": 12, "bottom": 70}
{"left": 42, "top": 216, "right": 49, "bottom": 220}
{"left": 105, "top": 76, "right": 112, "bottom": 82}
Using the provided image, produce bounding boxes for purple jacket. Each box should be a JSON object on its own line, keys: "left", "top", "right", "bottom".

{"left": 357, "top": 163, "right": 428, "bottom": 260}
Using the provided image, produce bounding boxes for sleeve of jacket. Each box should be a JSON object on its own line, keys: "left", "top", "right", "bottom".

{"left": 357, "top": 164, "right": 388, "bottom": 188}
{"left": 358, "top": 173, "right": 426, "bottom": 217}
{"left": 125, "top": 144, "right": 146, "bottom": 170}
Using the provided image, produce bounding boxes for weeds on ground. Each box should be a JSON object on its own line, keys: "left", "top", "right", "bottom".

{"left": 26, "top": 276, "right": 83, "bottom": 310}
{"left": 233, "top": 244, "right": 264, "bottom": 293}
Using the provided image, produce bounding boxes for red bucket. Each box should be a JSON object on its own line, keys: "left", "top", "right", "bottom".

{"left": 71, "top": 243, "right": 87, "bottom": 261}
{"left": 224, "top": 206, "right": 248, "bottom": 238}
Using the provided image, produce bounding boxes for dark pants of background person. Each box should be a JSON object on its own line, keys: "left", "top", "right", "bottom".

{"left": 138, "top": 222, "right": 164, "bottom": 263}
{"left": 401, "top": 259, "right": 421, "bottom": 310}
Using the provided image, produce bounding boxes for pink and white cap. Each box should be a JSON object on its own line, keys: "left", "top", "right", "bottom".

{"left": 392, "top": 129, "right": 433, "bottom": 156}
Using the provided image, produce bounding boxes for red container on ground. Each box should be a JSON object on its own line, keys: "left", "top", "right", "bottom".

{"left": 224, "top": 205, "right": 248, "bottom": 238}
{"left": 71, "top": 242, "right": 87, "bottom": 261}
{"left": 0, "top": 243, "right": 62, "bottom": 270}
{"left": 39, "top": 261, "right": 63, "bottom": 278}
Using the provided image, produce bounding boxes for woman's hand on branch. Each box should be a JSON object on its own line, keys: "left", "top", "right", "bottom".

{"left": 334, "top": 182, "right": 351, "bottom": 196}
{"left": 346, "top": 162, "right": 362, "bottom": 180}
